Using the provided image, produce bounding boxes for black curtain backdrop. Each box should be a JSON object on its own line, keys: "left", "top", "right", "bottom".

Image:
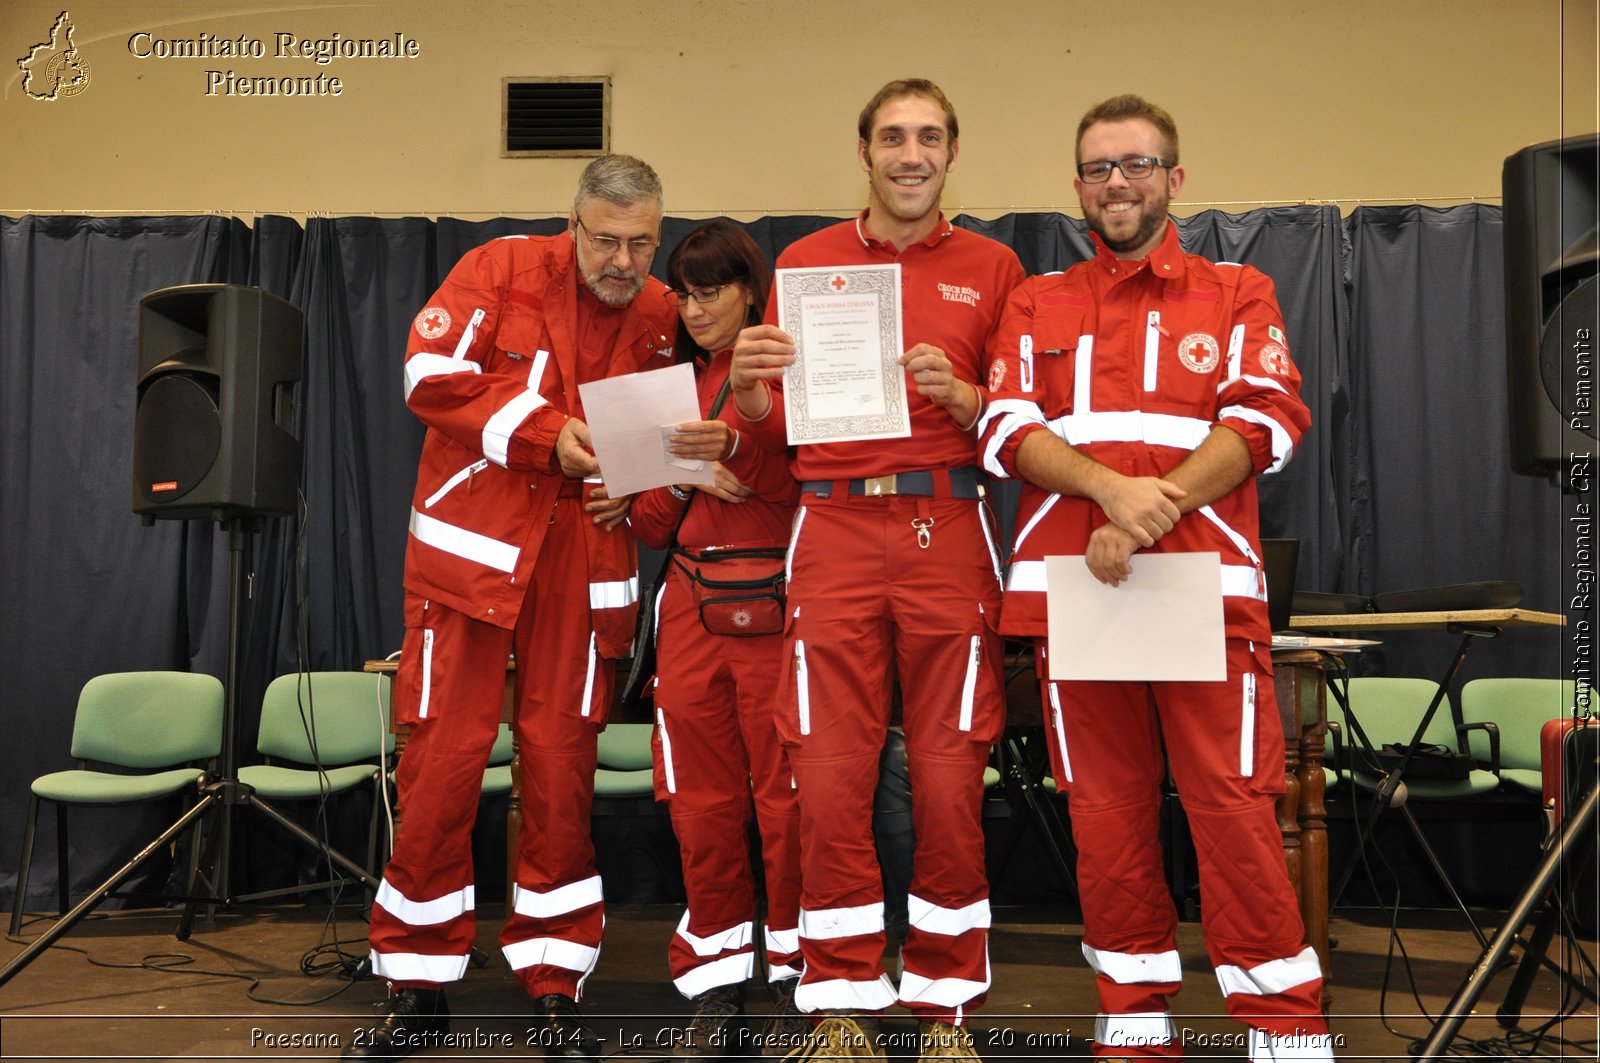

{"left": 0, "top": 204, "right": 1563, "bottom": 908}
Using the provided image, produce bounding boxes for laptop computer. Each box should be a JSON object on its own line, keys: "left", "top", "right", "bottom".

{"left": 1260, "top": 537, "right": 1299, "bottom": 634}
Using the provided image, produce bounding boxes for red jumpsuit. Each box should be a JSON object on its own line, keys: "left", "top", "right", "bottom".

{"left": 741, "top": 213, "right": 1023, "bottom": 1025}
{"left": 629, "top": 349, "right": 804, "bottom": 999}
{"left": 979, "top": 223, "right": 1331, "bottom": 1060}
{"left": 368, "top": 233, "right": 677, "bottom": 1001}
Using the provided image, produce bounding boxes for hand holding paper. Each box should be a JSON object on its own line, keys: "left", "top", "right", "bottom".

{"left": 577, "top": 362, "right": 715, "bottom": 497}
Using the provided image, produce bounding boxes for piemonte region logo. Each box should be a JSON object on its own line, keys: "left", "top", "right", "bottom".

{"left": 18, "top": 11, "right": 90, "bottom": 101}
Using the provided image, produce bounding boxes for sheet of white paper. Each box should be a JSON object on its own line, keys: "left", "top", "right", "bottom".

{"left": 1046, "top": 553, "right": 1227, "bottom": 682}
{"left": 775, "top": 264, "right": 911, "bottom": 445}
{"left": 578, "top": 362, "right": 713, "bottom": 497}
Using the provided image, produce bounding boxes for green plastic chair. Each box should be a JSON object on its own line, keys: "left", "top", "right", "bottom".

{"left": 594, "top": 722, "right": 655, "bottom": 798}
{"left": 237, "top": 672, "right": 395, "bottom": 895}
{"left": 479, "top": 723, "right": 517, "bottom": 796}
{"left": 1459, "top": 678, "right": 1589, "bottom": 795}
{"left": 10, "top": 671, "right": 224, "bottom": 934}
{"left": 1330, "top": 677, "right": 1502, "bottom": 799}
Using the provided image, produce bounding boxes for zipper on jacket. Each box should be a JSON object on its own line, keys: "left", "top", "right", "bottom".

{"left": 423, "top": 459, "right": 490, "bottom": 509}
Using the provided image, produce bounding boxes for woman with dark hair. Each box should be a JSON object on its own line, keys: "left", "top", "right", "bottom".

{"left": 630, "top": 219, "right": 803, "bottom": 1054}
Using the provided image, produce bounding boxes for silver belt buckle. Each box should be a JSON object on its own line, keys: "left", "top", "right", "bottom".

{"left": 862, "top": 474, "right": 897, "bottom": 496}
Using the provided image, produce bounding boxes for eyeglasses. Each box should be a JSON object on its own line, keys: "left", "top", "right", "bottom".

{"left": 1076, "top": 156, "right": 1173, "bottom": 183}
{"left": 664, "top": 285, "right": 729, "bottom": 307}
{"left": 575, "top": 217, "right": 659, "bottom": 258}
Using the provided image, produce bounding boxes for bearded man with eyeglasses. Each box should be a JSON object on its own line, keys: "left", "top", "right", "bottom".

{"left": 979, "top": 95, "right": 1334, "bottom": 1061}
{"left": 345, "top": 154, "right": 676, "bottom": 1063}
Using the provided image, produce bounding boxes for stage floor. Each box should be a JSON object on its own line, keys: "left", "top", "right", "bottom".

{"left": 1, "top": 901, "right": 1595, "bottom": 1061}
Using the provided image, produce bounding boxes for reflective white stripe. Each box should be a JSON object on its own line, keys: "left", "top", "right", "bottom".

{"left": 1073, "top": 334, "right": 1095, "bottom": 413}
{"left": 1047, "top": 682, "right": 1073, "bottom": 783}
{"left": 530, "top": 348, "right": 551, "bottom": 389}
{"left": 981, "top": 405, "right": 1047, "bottom": 478}
{"left": 1082, "top": 942, "right": 1184, "bottom": 984}
{"left": 405, "top": 351, "right": 481, "bottom": 400}
{"left": 369, "top": 950, "right": 470, "bottom": 983}
{"left": 674, "top": 950, "right": 754, "bottom": 998}
{"left": 1094, "top": 1011, "right": 1175, "bottom": 1048}
{"left": 898, "top": 967, "right": 991, "bottom": 1008}
{"left": 1011, "top": 493, "right": 1058, "bottom": 556}
{"left": 799, "top": 901, "right": 883, "bottom": 941}
{"left": 765, "top": 924, "right": 800, "bottom": 957}
{"left": 978, "top": 507, "right": 1003, "bottom": 583}
{"left": 785, "top": 506, "right": 806, "bottom": 583}
{"left": 589, "top": 576, "right": 639, "bottom": 610}
{"left": 794, "top": 973, "right": 897, "bottom": 1013}
{"left": 1198, "top": 504, "right": 1260, "bottom": 564}
{"left": 419, "top": 627, "right": 435, "bottom": 720}
{"left": 1049, "top": 409, "right": 1213, "bottom": 451}
{"left": 907, "top": 893, "right": 992, "bottom": 936}
{"left": 1233, "top": 373, "right": 1291, "bottom": 397}
{"left": 1240, "top": 672, "right": 1257, "bottom": 777}
{"left": 454, "top": 307, "right": 486, "bottom": 359}
{"left": 1226, "top": 323, "right": 1245, "bottom": 380}
{"left": 1222, "top": 564, "right": 1268, "bottom": 600}
{"left": 580, "top": 631, "right": 598, "bottom": 718}
{"left": 1216, "top": 946, "right": 1324, "bottom": 998}
{"left": 409, "top": 508, "right": 519, "bottom": 573}
{"left": 502, "top": 936, "right": 601, "bottom": 977}
{"left": 1020, "top": 333, "right": 1035, "bottom": 391}
{"left": 1144, "top": 311, "right": 1161, "bottom": 392}
{"left": 1219, "top": 404, "right": 1296, "bottom": 472}
{"left": 656, "top": 707, "right": 676, "bottom": 794}
{"left": 795, "top": 640, "right": 811, "bottom": 736}
{"left": 1248, "top": 1027, "right": 1336, "bottom": 1062}
{"left": 1008, "top": 557, "right": 1259, "bottom": 602}
{"left": 423, "top": 459, "right": 489, "bottom": 509}
{"left": 375, "top": 881, "right": 474, "bottom": 926}
{"left": 511, "top": 875, "right": 604, "bottom": 919}
{"left": 674, "top": 911, "right": 754, "bottom": 956}
{"left": 1007, "top": 559, "right": 1048, "bottom": 593}
{"left": 958, "top": 635, "right": 981, "bottom": 732}
{"left": 483, "top": 389, "right": 548, "bottom": 468}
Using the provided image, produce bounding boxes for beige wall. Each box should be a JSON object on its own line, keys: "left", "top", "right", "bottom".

{"left": 3, "top": 0, "right": 1595, "bottom": 220}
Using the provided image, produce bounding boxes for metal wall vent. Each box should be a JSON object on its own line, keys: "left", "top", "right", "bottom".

{"left": 503, "top": 77, "right": 609, "bottom": 158}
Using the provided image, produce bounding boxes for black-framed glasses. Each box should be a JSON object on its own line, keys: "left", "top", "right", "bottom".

{"left": 575, "top": 217, "right": 659, "bottom": 258}
{"left": 664, "top": 285, "right": 729, "bottom": 307}
{"left": 1076, "top": 156, "right": 1173, "bottom": 183}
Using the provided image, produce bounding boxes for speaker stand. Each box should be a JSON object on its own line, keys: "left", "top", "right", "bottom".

{"left": 0, "top": 518, "right": 380, "bottom": 989}
{"left": 1415, "top": 775, "right": 1599, "bottom": 1060}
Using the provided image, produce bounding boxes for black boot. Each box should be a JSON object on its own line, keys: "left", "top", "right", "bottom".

{"left": 673, "top": 982, "right": 746, "bottom": 1057}
{"left": 342, "top": 987, "right": 449, "bottom": 1061}
{"left": 532, "top": 993, "right": 603, "bottom": 1062}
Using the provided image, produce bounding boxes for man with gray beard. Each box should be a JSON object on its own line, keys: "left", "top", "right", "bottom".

{"left": 346, "top": 154, "right": 677, "bottom": 1063}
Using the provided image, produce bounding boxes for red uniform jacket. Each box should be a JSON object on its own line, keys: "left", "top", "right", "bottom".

{"left": 402, "top": 233, "right": 677, "bottom": 656}
{"left": 979, "top": 222, "right": 1310, "bottom": 647}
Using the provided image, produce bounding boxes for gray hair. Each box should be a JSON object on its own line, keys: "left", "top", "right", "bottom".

{"left": 573, "top": 154, "right": 663, "bottom": 213}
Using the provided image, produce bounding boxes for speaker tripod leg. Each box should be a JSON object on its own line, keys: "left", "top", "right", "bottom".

{"left": 1416, "top": 779, "right": 1599, "bottom": 1061}
{"left": 0, "top": 790, "right": 220, "bottom": 989}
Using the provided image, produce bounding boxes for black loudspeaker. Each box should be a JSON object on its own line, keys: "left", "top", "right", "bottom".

{"left": 1503, "top": 135, "right": 1600, "bottom": 481}
{"left": 132, "top": 284, "right": 303, "bottom": 520}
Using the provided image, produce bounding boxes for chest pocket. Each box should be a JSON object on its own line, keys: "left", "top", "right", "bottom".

{"left": 1155, "top": 287, "right": 1226, "bottom": 409}
{"left": 1028, "top": 303, "right": 1088, "bottom": 405}
{"left": 494, "top": 300, "right": 557, "bottom": 392}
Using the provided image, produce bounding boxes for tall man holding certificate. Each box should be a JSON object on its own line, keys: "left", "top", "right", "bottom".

{"left": 977, "top": 95, "right": 1332, "bottom": 1060}
{"left": 729, "top": 79, "right": 1023, "bottom": 1062}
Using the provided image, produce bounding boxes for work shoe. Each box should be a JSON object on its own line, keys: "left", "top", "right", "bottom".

{"left": 673, "top": 982, "right": 746, "bottom": 1057}
{"left": 757, "top": 977, "right": 807, "bottom": 1056}
{"left": 342, "top": 987, "right": 449, "bottom": 1060}
{"left": 531, "top": 993, "right": 602, "bottom": 1061}
{"left": 918, "top": 1020, "right": 981, "bottom": 1063}
{"left": 784, "top": 1012, "right": 884, "bottom": 1062}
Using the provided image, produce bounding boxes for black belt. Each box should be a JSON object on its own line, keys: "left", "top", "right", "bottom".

{"left": 800, "top": 467, "right": 987, "bottom": 500}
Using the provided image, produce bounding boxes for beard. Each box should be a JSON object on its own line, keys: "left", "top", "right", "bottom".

{"left": 1089, "top": 194, "right": 1170, "bottom": 257}
{"left": 582, "top": 263, "right": 645, "bottom": 307}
